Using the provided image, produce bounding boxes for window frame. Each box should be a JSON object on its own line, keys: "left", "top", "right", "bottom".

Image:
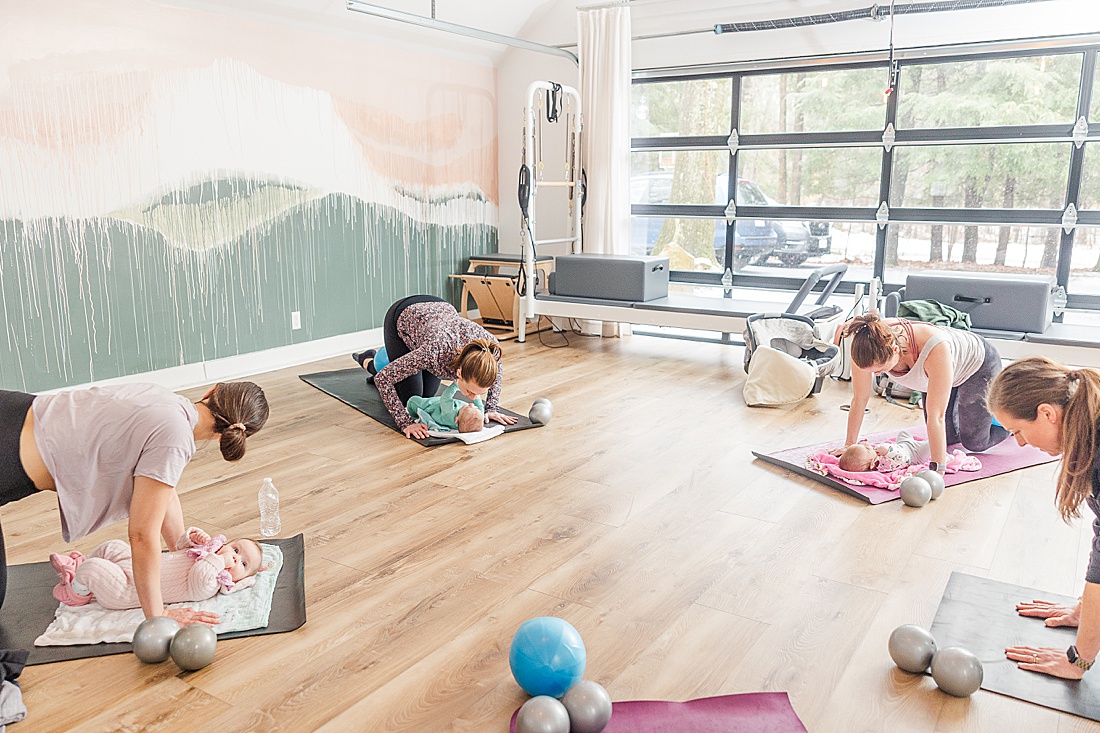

{"left": 630, "top": 39, "right": 1100, "bottom": 310}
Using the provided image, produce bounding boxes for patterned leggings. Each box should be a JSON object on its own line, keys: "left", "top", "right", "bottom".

{"left": 382, "top": 295, "right": 446, "bottom": 405}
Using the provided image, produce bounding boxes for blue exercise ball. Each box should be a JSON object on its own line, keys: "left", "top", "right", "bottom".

{"left": 509, "top": 617, "right": 587, "bottom": 698}
{"left": 373, "top": 346, "right": 390, "bottom": 371}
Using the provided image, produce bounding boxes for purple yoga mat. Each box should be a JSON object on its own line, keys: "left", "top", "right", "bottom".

{"left": 753, "top": 426, "right": 1056, "bottom": 504}
{"left": 509, "top": 691, "right": 807, "bottom": 733}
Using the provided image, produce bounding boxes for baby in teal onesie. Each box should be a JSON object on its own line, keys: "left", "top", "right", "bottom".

{"left": 406, "top": 382, "right": 485, "bottom": 433}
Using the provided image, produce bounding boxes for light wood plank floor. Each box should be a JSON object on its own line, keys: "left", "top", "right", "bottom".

{"left": 9, "top": 333, "right": 1100, "bottom": 731}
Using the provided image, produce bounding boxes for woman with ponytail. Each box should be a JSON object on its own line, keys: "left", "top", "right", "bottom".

{"left": 353, "top": 294, "right": 515, "bottom": 439}
{"left": 838, "top": 313, "right": 1008, "bottom": 474}
{"left": 988, "top": 357, "right": 1100, "bottom": 679}
{"left": 0, "top": 380, "right": 268, "bottom": 625}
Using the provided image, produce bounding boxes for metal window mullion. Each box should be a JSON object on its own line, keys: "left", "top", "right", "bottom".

{"left": 888, "top": 208, "right": 1065, "bottom": 226}
{"left": 632, "top": 135, "right": 729, "bottom": 151}
{"left": 736, "top": 130, "right": 885, "bottom": 148}
{"left": 632, "top": 204, "right": 726, "bottom": 217}
{"left": 726, "top": 74, "right": 741, "bottom": 286}
{"left": 892, "top": 124, "right": 1078, "bottom": 145}
{"left": 876, "top": 65, "right": 900, "bottom": 282}
{"left": 735, "top": 205, "right": 879, "bottom": 221}
{"left": 1058, "top": 48, "right": 1096, "bottom": 302}
{"left": 1067, "top": 293, "right": 1100, "bottom": 310}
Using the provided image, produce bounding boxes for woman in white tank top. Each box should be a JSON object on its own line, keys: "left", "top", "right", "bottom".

{"left": 838, "top": 313, "right": 1009, "bottom": 474}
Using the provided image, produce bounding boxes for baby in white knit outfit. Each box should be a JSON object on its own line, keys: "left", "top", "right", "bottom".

{"left": 50, "top": 527, "right": 265, "bottom": 609}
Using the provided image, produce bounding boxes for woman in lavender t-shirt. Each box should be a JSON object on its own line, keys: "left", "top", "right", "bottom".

{"left": 0, "top": 381, "right": 268, "bottom": 627}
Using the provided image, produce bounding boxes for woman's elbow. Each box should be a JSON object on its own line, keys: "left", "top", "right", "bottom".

{"left": 925, "top": 413, "right": 947, "bottom": 429}
{"left": 127, "top": 529, "right": 159, "bottom": 548}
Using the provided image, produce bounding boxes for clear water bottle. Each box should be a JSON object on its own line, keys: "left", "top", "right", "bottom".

{"left": 259, "top": 477, "right": 281, "bottom": 537}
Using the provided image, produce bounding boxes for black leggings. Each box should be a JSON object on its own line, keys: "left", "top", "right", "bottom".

{"left": 382, "top": 294, "right": 447, "bottom": 405}
{"left": 922, "top": 339, "right": 1010, "bottom": 452}
{"left": 0, "top": 390, "right": 40, "bottom": 610}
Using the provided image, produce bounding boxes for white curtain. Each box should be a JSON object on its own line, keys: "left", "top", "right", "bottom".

{"left": 578, "top": 3, "right": 632, "bottom": 336}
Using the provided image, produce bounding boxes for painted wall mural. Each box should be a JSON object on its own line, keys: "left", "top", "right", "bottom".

{"left": 0, "top": 1, "right": 498, "bottom": 391}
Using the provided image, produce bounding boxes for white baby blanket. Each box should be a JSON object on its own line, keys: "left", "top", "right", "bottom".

{"left": 34, "top": 542, "right": 283, "bottom": 646}
{"left": 428, "top": 423, "right": 505, "bottom": 444}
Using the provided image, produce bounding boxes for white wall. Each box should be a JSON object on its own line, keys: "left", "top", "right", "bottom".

{"left": 496, "top": 49, "right": 579, "bottom": 256}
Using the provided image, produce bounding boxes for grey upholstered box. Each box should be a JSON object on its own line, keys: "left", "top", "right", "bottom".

{"left": 552, "top": 253, "right": 670, "bottom": 302}
{"left": 904, "top": 271, "right": 1056, "bottom": 333}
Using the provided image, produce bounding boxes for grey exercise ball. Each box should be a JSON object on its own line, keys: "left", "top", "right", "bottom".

{"left": 529, "top": 402, "right": 553, "bottom": 426}
{"left": 915, "top": 469, "right": 945, "bottom": 500}
{"left": 515, "top": 695, "right": 570, "bottom": 733}
{"left": 888, "top": 624, "right": 937, "bottom": 674}
{"left": 132, "top": 616, "right": 181, "bottom": 664}
{"left": 899, "top": 476, "right": 932, "bottom": 507}
{"left": 170, "top": 623, "right": 218, "bottom": 671}
{"left": 561, "top": 680, "right": 613, "bottom": 733}
{"left": 930, "top": 646, "right": 984, "bottom": 697}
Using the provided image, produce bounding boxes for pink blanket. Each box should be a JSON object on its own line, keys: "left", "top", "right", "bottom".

{"left": 807, "top": 448, "right": 981, "bottom": 489}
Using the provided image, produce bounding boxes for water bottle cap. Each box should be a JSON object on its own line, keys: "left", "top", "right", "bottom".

{"left": 263, "top": 477, "right": 272, "bottom": 483}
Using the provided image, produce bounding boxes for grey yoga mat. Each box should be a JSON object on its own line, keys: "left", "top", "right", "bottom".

{"left": 928, "top": 571, "right": 1100, "bottom": 722}
{"left": 0, "top": 534, "right": 306, "bottom": 665}
{"left": 299, "top": 367, "right": 543, "bottom": 446}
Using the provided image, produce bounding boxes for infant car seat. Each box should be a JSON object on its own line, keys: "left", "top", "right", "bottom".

{"left": 742, "top": 312, "right": 841, "bottom": 406}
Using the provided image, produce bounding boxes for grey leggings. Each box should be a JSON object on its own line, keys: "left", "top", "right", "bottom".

{"left": 922, "top": 338, "right": 1010, "bottom": 452}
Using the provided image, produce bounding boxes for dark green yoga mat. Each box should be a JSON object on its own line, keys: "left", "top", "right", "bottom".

{"left": 929, "top": 572, "right": 1100, "bottom": 722}
{"left": 0, "top": 534, "right": 306, "bottom": 665}
{"left": 299, "top": 367, "right": 543, "bottom": 446}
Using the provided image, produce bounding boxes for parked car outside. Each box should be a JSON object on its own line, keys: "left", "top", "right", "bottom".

{"left": 630, "top": 171, "right": 829, "bottom": 270}
{"left": 763, "top": 195, "right": 833, "bottom": 267}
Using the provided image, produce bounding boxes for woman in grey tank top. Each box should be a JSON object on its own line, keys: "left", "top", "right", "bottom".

{"left": 838, "top": 313, "right": 1009, "bottom": 473}
{"left": 0, "top": 381, "right": 268, "bottom": 627}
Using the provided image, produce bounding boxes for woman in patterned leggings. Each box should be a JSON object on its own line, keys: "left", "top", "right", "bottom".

{"left": 354, "top": 295, "right": 517, "bottom": 439}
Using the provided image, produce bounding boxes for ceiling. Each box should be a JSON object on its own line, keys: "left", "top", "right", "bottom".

{"left": 151, "top": 0, "right": 891, "bottom": 63}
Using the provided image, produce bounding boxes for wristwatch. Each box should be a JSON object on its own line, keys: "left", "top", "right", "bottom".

{"left": 928, "top": 461, "right": 947, "bottom": 475}
{"left": 1068, "top": 645, "right": 1094, "bottom": 671}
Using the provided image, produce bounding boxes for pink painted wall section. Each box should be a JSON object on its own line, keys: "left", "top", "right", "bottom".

{"left": 0, "top": 0, "right": 499, "bottom": 220}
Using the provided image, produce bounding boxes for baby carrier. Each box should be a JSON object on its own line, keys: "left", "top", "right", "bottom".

{"left": 743, "top": 312, "right": 841, "bottom": 406}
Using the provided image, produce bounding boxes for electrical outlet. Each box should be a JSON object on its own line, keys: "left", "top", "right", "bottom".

{"left": 291, "top": 311, "right": 301, "bottom": 330}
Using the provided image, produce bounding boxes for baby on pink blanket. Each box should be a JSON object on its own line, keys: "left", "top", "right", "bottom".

{"left": 807, "top": 433, "right": 981, "bottom": 489}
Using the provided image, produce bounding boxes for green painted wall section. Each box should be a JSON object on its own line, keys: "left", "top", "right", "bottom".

{"left": 0, "top": 190, "right": 496, "bottom": 392}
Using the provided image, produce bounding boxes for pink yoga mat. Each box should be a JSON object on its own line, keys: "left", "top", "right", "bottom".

{"left": 753, "top": 426, "right": 1056, "bottom": 504}
{"left": 509, "top": 691, "right": 807, "bottom": 733}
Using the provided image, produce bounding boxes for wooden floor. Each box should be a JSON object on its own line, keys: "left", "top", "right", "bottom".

{"left": 9, "top": 333, "right": 1100, "bottom": 731}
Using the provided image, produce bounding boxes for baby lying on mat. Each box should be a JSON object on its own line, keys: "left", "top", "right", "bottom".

{"left": 832, "top": 430, "right": 931, "bottom": 472}
{"left": 50, "top": 527, "right": 266, "bottom": 609}
{"left": 407, "top": 382, "right": 485, "bottom": 434}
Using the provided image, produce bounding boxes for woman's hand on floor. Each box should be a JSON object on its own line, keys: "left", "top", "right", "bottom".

{"left": 487, "top": 411, "right": 517, "bottom": 426}
{"left": 1017, "top": 599, "right": 1081, "bottom": 627}
{"left": 1005, "top": 645, "right": 1085, "bottom": 679}
{"left": 164, "top": 607, "right": 220, "bottom": 627}
{"left": 403, "top": 423, "right": 430, "bottom": 439}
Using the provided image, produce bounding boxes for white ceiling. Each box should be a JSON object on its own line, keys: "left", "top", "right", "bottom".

{"left": 151, "top": 0, "right": 892, "bottom": 63}
{"left": 150, "top": 0, "right": 1095, "bottom": 65}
